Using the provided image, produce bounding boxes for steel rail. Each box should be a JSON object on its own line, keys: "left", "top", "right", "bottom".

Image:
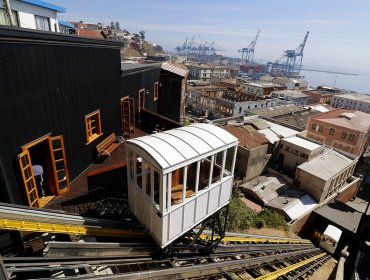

{"left": 254, "top": 252, "right": 327, "bottom": 280}
{"left": 287, "top": 254, "right": 331, "bottom": 280}
{"left": 0, "top": 218, "right": 148, "bottom": 238}
{"left": 40, "top": 248, "right": 320, "bottom": 279}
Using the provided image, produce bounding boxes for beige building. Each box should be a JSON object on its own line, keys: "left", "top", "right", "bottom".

{"left": 295, "top": 149, "right": 357, "bottom": 203}
{"left": 306, "top": 109, "right": 370, "bottom": 156}
{"left": 278, "top": 136, "right": 325, "bottom": 174}
{"left": 331, "top": 93, "right": 370, "bottom": 114}
{"left": 223, "top": 125, "right": 271, "bottom": 181}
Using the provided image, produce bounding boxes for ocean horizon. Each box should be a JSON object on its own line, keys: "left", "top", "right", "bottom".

{"left": 301, "top": 69, "right": 370, "bottom": 94}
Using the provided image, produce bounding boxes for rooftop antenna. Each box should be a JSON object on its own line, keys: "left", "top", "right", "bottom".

{"left": 333, "top": 75, "right": 337, "bottom": 88}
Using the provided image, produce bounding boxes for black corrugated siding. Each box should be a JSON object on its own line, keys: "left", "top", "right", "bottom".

{"left": 0, "top": 29, "right": 161, "bottom": 205}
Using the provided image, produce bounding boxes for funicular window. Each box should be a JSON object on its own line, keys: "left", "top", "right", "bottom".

{"left": 186, "top": 162, "right": 197, "bottom": 196}
{"left": 171, "top": 168, "right": 184, "bottom": 205}
{"left": 212, "top": 151, "right": 225, "bottom": 184}
{"left": 128, "top": 150, "right": 135, "bottom": 180}
{"left": 143, "top": 162, "right": 152, "bottom": 197}
{"left": 136, "top": 157, "right": 143, "bottom": 189}
{"left": 224, "top": 147, "right": 236, "bottom": 175}
{"left": 153, "top": 170, "right": 160, "bottom": 205}
{"left": 199, "top": 156, "right": 212, "bottom": 191}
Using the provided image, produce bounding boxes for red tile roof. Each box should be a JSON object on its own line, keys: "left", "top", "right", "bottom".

{"left": 223, "top": 126, "right": 269, "bottom": 149}
{"left": 311, "top": 108, "right": 370, "bottom": 131}
{"left": 77, "top": 29, "right": 107, "bottom": 39}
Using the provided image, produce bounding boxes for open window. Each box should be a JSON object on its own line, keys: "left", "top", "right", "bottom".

{"left": 18, "top": 135, "right": 70, "bottom": 207}
{"left": 85, "top": 110, "right": 102, "bottom": 144}
{"left": 121, "top": 96, "right": 135, "bottom": 137}
{"left": 154, "top": 82, "right": 159, "bottom": 101}
{"left": 138, "top": 89, "right": 145, "bottom": 112}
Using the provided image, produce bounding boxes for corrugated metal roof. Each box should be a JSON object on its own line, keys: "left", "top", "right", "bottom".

{"left": 250, "top": 119, "right": 270, "bottom": 130}
{"left": 126, "top": 123, "right": 238, "bottom": 171}
{"left": 297, "top": 148, "right": 353, "bottom": 181}
{"left": 161, "top": 62, "right": 189, "bottom": 77}
{"left": 21, "top": 0, "right": 66, "bottom": 12}
{"left": 222, "top": 126, "right": 268, "bottom": 150}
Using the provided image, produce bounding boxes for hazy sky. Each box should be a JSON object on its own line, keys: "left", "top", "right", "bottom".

{"left": 57, "top": 0, "right": 370, "bottom": 73}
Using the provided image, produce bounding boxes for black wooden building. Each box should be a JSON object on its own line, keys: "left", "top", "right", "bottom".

{"left": 0, "top": 26, "right": 186, "bottom": 209}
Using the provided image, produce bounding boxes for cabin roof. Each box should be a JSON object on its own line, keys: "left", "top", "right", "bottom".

{"left": 126, "top": 123, "right": 238, "bottom": 171}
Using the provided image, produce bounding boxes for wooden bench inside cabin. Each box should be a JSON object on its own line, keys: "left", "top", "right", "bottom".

{"left": 96, "top": 132, "right": 123, "bottom": 159}
{"left": 171, "top": 184, "right": 195, "bottom": 205}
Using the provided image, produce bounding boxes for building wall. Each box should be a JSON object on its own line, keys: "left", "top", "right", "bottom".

{"left": 11, "top": 0, "right": 59, "bottom": 31}
{"left": 158, "top": 70, "right": 183, "bottom": 122}
{"left": 295, "top": 169, "right": 327, "bottom": 202}
{"left": 295, "top": 160, "right": 357, "bottom": 203}
{"left": 331, "top": 96, "right": 370, "bottom": 114}
{"left": 236, "top": 145, "right": 270, "bottom": 181}
{"left": 0, "top": 28, "right": 165, "bottom": 206}
{"left": 188, "top": 65, "right": 230, "bottom": 82}
{"left": 306, "top": 118, "right": 368, "bottom": 156}
{"left": 278, "top": 141, "right": 324, "bottom": 174}
{"left": 234, "top": 99, "right": 277, "bottom": 116}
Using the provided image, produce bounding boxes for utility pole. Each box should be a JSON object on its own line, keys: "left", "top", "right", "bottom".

{"left": 3, "top": 0, "right": 16, "bottom": 26}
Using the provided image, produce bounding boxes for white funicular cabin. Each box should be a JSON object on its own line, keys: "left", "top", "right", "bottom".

{"left": 319, "top": 224, "right": 342, "bottom": 254}
{"left": 125, "top": 123, "right": 238, "bottom": 248}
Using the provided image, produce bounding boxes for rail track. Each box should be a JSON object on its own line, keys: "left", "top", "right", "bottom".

{"left": 0, "top": 202, "right": 329, "bottom": 279}
{"left": 2, "top": 242, "right": 328, "bottom": 279}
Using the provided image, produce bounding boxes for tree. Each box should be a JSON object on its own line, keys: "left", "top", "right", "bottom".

{"left": 110, "top": 21, "right": 115, "bottom": 30}
{"left": 115, "top": 21, "right": 120, "bottom": 31}
{"left": 139, "top": 30, "right": 146, "bottom": 40}
{"left": 154, "top": 45, "right": 164, "bottom": 52}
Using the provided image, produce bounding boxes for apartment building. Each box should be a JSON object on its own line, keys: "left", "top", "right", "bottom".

{"left": 0, "top": 0, "right": 65, "bottom": 32}
{"left": 306, "top": 109, "right": 370, "bottom": 156}
{"left": 240, "top": 82, "right": 284, "bottom": 101}
{"left": 331, "top": 93, "right": 370, "bottom": 114}
{"left": 187, "top": 64, "right": 235, "bottom": 82}
{"left": 278, "top": 136, "right": 325, "bottom": 174}
{"left": 223, "top": 125, "right": 271, "bottom": 181}
{"left": 295, "top": 149, "right": 357, "bottom": 203}
{"left": 271, "top": 90, "right": 309, "bottom": 106}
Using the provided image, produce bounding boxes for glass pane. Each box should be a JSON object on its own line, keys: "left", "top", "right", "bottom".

{"left": 225, "top": 147, "right": 235, "bottom": 174}
{"left": 136, "top": 158, "right": 143, "bottom": 189}
{"left": 146, "top": 168, "right": 151, "bottom": 197}
{"left": 171, "top": 168, "right": 184, "bottom": 205}
{"left": 199, "top": 157, "right": 211, "bottom": 191}
{"left": 186, "top": 163, "right": 197, "bottom": 197}
{"left": 212, "top": 152, "right": 223, "bottom": 184}
{"left": 153, "top": 171, "right": 160, "bottom": 205}
{"left": 128, "top": 151, "right": 135, "bottom": 180}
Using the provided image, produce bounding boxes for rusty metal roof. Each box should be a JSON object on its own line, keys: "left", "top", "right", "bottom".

{"left": 161, "top": 62, "right": 189, "bottom": 77}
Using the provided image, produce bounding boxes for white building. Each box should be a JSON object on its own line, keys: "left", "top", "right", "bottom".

{"left": 331, "top": 93, "right": 370, "bottom": 114}
{"left": 187, "top": 64, "right": 231, "bottom": 82}
{"left": 0, "top": 0, "right": 66, "bottom": 32}
{"left": 271, "top": 90, "right": 309, "bottom": 106}
{"left": 235, "top": 99, "right": 278, "bottom": 116}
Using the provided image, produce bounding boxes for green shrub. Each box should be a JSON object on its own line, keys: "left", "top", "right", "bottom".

{"left": 224, "top": 189, "right": 288, "bottom": 232}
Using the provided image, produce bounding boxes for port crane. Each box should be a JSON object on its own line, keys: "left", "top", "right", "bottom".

{"left": 267, "top": 31, "right": 309, "bottom": 77}
{"left": 238, "top": 30, "right": 260, "bottom": 64}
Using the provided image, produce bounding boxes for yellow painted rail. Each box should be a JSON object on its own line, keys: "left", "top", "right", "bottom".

{"left": 0, "top": 218, "right": 148, "bottom": 238}
{"left": 200, "top": 234, "right": 312, "bottom": 244}
{"left": 255, "top": 252, "right": 327, "bottom": 280}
